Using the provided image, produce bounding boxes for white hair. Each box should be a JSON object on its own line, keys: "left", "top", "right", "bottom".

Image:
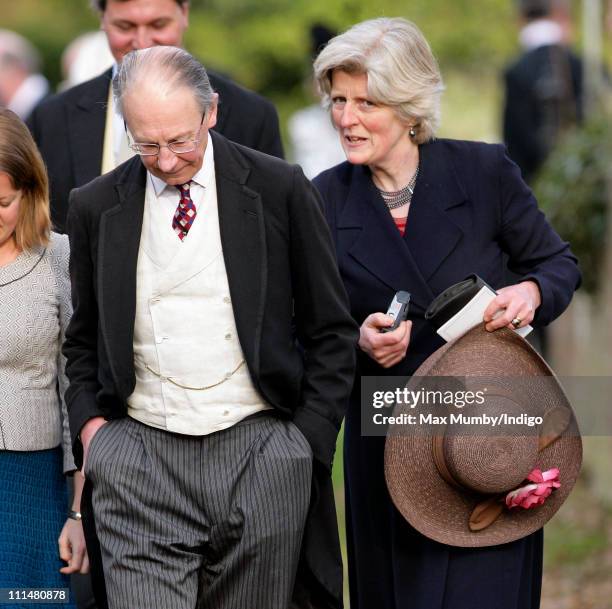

{"left": 0, "top": 29, "right": 41, "bottom": 74}
{"left": 113, "top": 46, "right": 215, "bottom": 117}
{"left": 313, "top": 17, "right": 444, "bottom": 144}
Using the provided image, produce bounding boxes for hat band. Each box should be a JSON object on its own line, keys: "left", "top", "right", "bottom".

{"left": 431, "top": 406, "right": 570, "bottom": 532}
{"left": 431, "top": 435, "right": 464, "bottom": 490}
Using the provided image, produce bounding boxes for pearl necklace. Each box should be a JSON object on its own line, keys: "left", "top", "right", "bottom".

{"left": 377, "top": 164, "right": 419, "bottom": 210}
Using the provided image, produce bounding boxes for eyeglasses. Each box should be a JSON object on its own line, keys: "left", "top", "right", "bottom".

{"left": 126, "top": 113, "right": 205, "bottom": 156}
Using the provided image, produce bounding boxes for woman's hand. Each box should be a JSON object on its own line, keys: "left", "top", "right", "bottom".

{"left": 58, "top": 517, "right": 89, "bottom": 574}
{"left": 483, "top": 280, "right": 542, "bottom": 332}
{"left": 359, "top": 313, "right": 412, "bottom": 368}
{"left": 59, "top": 471, "right": 89, "bottom": 574}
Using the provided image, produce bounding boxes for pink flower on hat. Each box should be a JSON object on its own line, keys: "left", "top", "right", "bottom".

{"left": 505, "top": 468, "right": 561, "bottom": 510}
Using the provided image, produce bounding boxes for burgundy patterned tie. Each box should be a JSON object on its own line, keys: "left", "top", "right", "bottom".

{"left": 172, "top": 182, "right": 197, "bottom": 241}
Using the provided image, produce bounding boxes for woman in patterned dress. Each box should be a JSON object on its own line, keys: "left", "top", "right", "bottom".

{"left": 0, "top": 108, "right": 88, "bottom": 609}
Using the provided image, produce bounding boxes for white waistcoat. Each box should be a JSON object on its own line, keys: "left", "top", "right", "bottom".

{"left": 128, "top": 171, "right": 270, "bottom": 435}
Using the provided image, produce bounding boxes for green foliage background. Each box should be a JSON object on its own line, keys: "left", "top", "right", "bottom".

{"left": 4, "top": 1, "right": 518, "bottom": 86}
{"left": 535, "top": 115, "right": 612, "bottom": 294}
{"left": 5, "top": 0, "right": 518, "bottom": 128}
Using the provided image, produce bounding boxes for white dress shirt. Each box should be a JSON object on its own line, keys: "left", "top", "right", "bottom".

{"left": 128, "top": 135, "right": 270, "bottom": 435}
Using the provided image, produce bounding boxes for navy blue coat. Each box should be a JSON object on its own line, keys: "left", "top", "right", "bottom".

{"left": 314, "top": 138, "right": 580, "bottom": 609}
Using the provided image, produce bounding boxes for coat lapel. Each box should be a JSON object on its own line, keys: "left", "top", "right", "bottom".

{"left": 68, "top": 70, "right": 111, "bottom": 187}
{"left": 338, "top": 164, "right": 433, "bottom": 312}
{"left": 98, "top": 157, "right": 146, "bottom": 397}
{"left": 405, "top": 140, "right": 467, "bottom": 286}
{"left": 210, "top": 132, "right": 265, "bottom": 376}
{"left": 338, "top": 141, "right": 467, "bottom": 313}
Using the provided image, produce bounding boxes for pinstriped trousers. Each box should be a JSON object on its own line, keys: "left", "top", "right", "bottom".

{"left": 85, "top": 415, "right": 312, "bottom": 609}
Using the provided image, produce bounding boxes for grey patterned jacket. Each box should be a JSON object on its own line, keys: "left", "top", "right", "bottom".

{"left": 0, "top": 232, "right": 74, "bottom": 472}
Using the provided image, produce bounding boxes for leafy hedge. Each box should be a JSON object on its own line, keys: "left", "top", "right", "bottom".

{"left": 534, "top": 115, "right": 612, "bottom": 294}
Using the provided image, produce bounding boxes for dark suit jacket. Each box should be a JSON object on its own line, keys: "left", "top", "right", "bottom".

{"left": 64, "top": 131, "right": 357, "bottom": 609}
{"left": 503, "top": 44, "right": 583, "bottom": 184}
{"left": 28, "top": 68, "right": 284, "bottom": 234}
{"left": 313, "top": 138, "right": 580, "bottom": 609}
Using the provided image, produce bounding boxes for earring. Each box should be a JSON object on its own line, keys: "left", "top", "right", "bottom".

{"left": 409, "top": 126, "right": 416, "bottom": 138}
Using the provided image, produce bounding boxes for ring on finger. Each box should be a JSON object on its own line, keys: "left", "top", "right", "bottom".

{"left": 511, "top": 317, "right": 522, "bottom": 329}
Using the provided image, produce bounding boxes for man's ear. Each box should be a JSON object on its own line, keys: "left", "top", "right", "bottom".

{"left": 206, "top": 93, "right": 219, "bottom": 130}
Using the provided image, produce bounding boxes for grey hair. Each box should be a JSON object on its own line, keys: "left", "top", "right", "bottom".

{"left": 0, "top": 29, "right": 41, "bottom": 74}
{"left": 90, "top": 0, "right": 188, "bottom": 12}
{"left": 113, "top": 46, "right": 215, "bottom": 117}
{"left": 313, "top": 17, "right": 444, "bottom": 144}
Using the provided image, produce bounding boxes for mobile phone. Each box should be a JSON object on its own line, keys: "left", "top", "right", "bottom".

{"left": 381, "top": 291, "right": 411, "bottom": 333}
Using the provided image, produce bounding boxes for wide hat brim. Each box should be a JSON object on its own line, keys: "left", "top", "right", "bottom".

{"left": 384, "top": 325, "right": 582, "bottom": 547}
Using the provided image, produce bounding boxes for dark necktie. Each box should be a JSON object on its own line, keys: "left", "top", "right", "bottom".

{"left": 173, "top": 182, "right": 197, "bottom": 241}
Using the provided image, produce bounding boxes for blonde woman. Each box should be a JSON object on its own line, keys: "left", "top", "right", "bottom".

{"left": 313, "top": 18, "right": 580, "bottom": 609}
{"left": 0, "top": 109, "right": 87, "bottom": 606}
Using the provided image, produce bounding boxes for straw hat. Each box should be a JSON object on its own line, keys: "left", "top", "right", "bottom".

{"left": 384, "top": 325, "right": 582, "bottom": 547}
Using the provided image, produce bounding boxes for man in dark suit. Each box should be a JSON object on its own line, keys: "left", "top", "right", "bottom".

{"left": 28, "top": 0, "right": 284, "bottom": 234}
{"left": 63, "top": 46, "right": 357, "bottom": 609}
{"left": 503, "top": 0, "right": 583, "bottom": 184}
{"left": 502, "top": 0, "right": 583, "bottom": 357}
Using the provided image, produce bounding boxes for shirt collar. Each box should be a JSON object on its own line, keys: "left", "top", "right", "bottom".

{"left": 148, "top": 132, "right": 215, "bottom": 197}
{"left": 519, "top": 19, "right": 564, "bottom": 50}
{"left": 8, "top": 74, "right": 49, "bottom": 120}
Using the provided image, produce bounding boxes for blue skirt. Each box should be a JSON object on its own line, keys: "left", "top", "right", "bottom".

{"left": 0, "top": 447, "right": 76, "bottom": 609}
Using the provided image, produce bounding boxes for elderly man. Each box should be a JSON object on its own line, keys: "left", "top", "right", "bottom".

{"left": 0, "top": 30, "right": 49, "bottom": 121}
{"left": 64, "top": 46, "right": 357, "bottom": 609}
{"left": 28, "top": 0, "right": 284, "bottom": 234}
